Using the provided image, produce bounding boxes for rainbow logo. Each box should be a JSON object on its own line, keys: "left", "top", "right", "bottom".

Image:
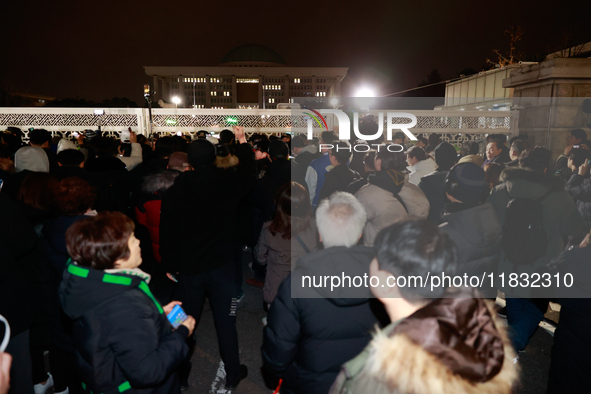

{"left": 303, "top": 109, "right": 328, "bottom": 130}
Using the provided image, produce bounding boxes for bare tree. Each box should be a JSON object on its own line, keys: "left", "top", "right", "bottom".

{"left": 486, "top": 26, "right": 524, "bottom": 68}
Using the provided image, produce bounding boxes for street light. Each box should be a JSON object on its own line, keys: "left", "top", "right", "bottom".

{"left": 172, "top": 96, "right": 181, "bottom": 108}
{"left": 353, "top": 87, "right": 377, "bottom": 98}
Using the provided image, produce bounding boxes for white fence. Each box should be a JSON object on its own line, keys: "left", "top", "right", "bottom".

{"left": 0, "top": 107, "right": 517, "bottom": 147}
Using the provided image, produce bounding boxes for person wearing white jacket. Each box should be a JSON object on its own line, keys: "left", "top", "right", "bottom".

{"left": 406, "top": 145, "right": 436, "bottom": 185}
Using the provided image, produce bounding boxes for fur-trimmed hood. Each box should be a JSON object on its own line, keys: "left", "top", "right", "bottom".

{"left": 365, "top": 301, "right": 518, "bottom": 394}
{"left": 142, "top": 170, "right": 180, "bottom": 194}
{"left": 500, "top": 166, "right": 565, "bottom": 199}
{"left": 215, "top": 154, "right": 239, "bottom": 169}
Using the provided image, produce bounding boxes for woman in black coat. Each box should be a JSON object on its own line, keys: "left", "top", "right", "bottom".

{"left": 59, "top": 212, "right": 195, "bottom": 394}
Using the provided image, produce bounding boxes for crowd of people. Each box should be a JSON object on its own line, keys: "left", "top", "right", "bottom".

{"left": 0, "top": 123, "right": 590, "bottom": 394}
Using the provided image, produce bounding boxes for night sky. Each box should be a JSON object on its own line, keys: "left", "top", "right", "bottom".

{"left": 2, "top": 0, "right": 590, "bottom": 105}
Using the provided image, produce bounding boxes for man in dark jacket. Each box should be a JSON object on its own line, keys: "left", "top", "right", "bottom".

{"left": 555, "top": 128, "right": 587, "bottom": 180}
{"left": 160, "top": 127, "right": 255, "bottom": 390}
{"left": 439, "top": 162, "right": 501, "bottom": 298}
{"left": 317, "top": 141, "right": 360, "bottom": 202}
{"left": 482, "top": 139, "right": 510, "bottom": 167}
{"left": 246, "top": 140, "right": 292, "bottom": 288}
{"left": 419, "top": 142, "right": 457, "bottom": 224}
{"left": 488, "top": 147, "right": 585, "bottom": 351}
{"left": 263, "top": 192, "right": 381, "bottom": 394}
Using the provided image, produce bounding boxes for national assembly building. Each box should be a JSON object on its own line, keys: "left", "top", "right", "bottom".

{"left": 144, "top": 44, "right": 348, "bottom": 109}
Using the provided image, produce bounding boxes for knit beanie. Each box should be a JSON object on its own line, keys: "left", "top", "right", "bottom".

{"left": 445, "top": 162, "right": 487, "bottom": 205}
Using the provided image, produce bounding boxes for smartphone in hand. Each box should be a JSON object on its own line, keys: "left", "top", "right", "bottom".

{"left": 166, "top": 305, "right": 188, "bottom": 329}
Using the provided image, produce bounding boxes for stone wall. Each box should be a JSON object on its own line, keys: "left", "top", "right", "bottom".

{"left": 503, "top": 58, "right": 591, "bottom": 160}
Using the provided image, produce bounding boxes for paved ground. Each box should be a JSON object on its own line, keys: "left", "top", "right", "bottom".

{"left": 183, "top": 251, "right": 557, "bottom": 394}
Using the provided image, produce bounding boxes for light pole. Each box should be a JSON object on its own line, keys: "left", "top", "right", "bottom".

{"left": 144, "top": 84, "right": 154, "bottom": 138}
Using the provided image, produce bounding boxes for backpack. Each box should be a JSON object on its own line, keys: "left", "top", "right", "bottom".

{"left": 502, "top": 189, "right": 551, "bottom": 265}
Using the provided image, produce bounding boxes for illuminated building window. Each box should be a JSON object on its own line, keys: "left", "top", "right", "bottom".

{"left": 236, "top": 78, "right": 259, "bottom": 83}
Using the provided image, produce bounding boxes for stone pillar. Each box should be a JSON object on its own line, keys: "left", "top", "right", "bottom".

{"left": 503, "top": 58, "right": 591, "bottom": 160}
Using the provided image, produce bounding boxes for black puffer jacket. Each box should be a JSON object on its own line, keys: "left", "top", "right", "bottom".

{"left": 160, "top": 143, "right": 257, "bottom": 275}
{"left": 59, "top": 264, "right": 188, "bottom": 394}
{"left": 439, "top": 202, "right": 502, "bottom": 298}
{"left": 565, "top": 173, "right": 591, "bottom": 229}
{"left": 248, "top": 158, "right": 292, "bottom": 246}
{"left": 318, "top": 164, "right": 360, "bottom": 202}
{"left": 262, "top": 246, "right": 380, "bottom": 394}
{"left": 419, "top": 170, "right": 450, "bottom": 224}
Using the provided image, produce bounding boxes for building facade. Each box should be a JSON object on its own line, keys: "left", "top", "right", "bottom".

{"left": 144, "top": 44, "right": 347, "bottom": 109}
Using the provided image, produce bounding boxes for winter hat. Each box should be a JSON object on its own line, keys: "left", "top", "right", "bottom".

{"left": 187, "top": 139, "right": 216, "bottom": 168}
{"left": 434, "top": 142, "right": 458, "bottom": 170}
{"left": 84, "top": 129, "right": 100, "bottom": 141}
{"left": 269, "top": 140, "right": 289, "bottom": 160}
{"left": 196, "top": 130, "right": 209, "bottom": 139}
{"left": 15, "top": 146, "right": 50, "bottom": 173}
{"left": 168, "top": 151, "right": 190, "bottom": 170}
{"left": 445, "top": 162, "right": 487, "bottom": 205}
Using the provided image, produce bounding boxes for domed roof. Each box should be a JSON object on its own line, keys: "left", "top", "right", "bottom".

{"left": 219, "top": 44, "right": 287, "bottom": 66}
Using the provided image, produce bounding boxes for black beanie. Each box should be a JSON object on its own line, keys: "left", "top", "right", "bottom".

{"left": 445, "top": 163, "right": 487, "bottom": 205}
{"left": 269, "top": 140, "right": 289, "bottom": 160}
{"left": 188, "top": 139, "right": 216, "bottom": 168}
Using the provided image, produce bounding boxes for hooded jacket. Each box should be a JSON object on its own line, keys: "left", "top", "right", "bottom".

{"left": 59, "top": 264, "right": 188, "bottom": 394}
{"left": 439, "top": 202, "right": 502, "bottom": 298}
{"left": 15, "top": 146, "right": 50, "bottom": 173}
{"left": 355, "top": 170, "right": 430, "bottom": 246}
{"left": 487, "top": 167, "right": 584, "bottom": 297}
{"left": 160, "top": 143, "right": 257, "bottom": 275}
{"left": 262, "top": 246, "right": 380, "bottom": 394}
{"left": 407, "top": 158, "right": 436, "bottom": 185}
{"left": 330, "top": 298, "right": 518, "bottom": 394}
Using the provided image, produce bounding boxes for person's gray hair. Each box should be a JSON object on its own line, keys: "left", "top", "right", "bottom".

{"left": 316, "top": 192, "right": 367, "bottom": 248}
